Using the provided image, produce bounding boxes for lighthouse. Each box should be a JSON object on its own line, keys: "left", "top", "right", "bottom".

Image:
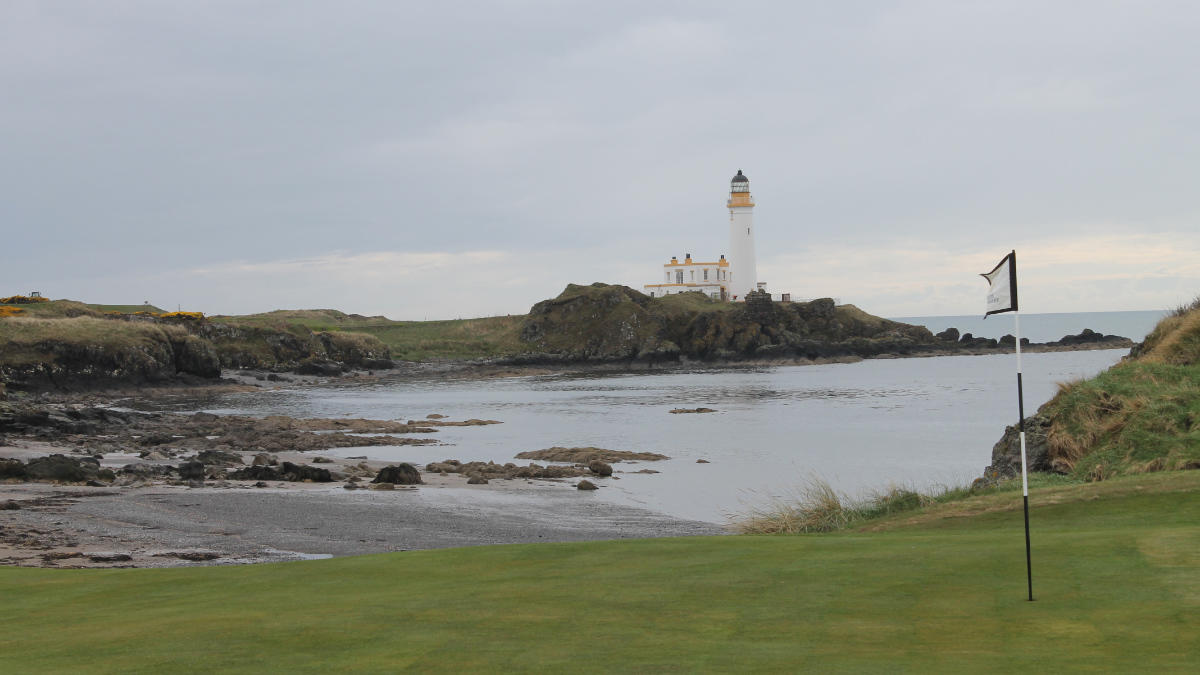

{"left": 726, "top": 169, "right": 758, "bottom": 299}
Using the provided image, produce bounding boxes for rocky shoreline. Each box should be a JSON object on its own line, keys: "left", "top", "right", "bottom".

{"left": 0, "top": 379, "right": 720, "bottom": 568}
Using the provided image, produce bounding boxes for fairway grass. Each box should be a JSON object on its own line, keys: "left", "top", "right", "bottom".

{"left": 1, "top": 473, "right": 1197, "bottom": 672}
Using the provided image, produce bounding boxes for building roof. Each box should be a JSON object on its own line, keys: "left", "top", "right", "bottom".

{"left": 731, "top": 169, "right": 749, "bottom": 184}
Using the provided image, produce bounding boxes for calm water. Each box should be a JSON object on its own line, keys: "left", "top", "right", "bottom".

{"left": 201, "top": 348, "right": 1129, "bottom": 524}
{"left": 891, "top": 310, "right": 1167, "bottom": 344}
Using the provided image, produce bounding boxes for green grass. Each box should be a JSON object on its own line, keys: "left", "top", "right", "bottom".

{"left": 1, "top": 471, "right": 1196, "bottom": 672}
{"left": 90, "top": 303, "right": 166, "bottom": 314}
{"left": 0, "top": 317, "right": 188, "bottom": 367}
{"left": 214, "top": 310, "right": 524, "bottom": 361}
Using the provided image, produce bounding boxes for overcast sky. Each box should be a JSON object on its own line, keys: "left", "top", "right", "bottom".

{"left": 3, "top": 1, "right": 1198, "bottom": 319}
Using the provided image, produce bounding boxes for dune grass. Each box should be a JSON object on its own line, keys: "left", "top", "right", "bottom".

{"left": 0, "top": 471, "right": 1196, "bottom": 672}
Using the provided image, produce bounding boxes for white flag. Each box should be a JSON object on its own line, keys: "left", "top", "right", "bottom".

{"left": 982, "top": 251, "right": 1018, "bottom": 316}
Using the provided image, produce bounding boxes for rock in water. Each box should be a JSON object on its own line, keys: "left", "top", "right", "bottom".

{"left": 576, "top": 480, "right": 599, "bottom": 490}
{"left": 373, "top": 463, "right": 422, "bottom": 485}
{"left": 587, "top": 460, "right": 613, "bottom": 476}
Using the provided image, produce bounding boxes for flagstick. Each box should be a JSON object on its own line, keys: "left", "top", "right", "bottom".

{"left": 1015, "top": 311, "right": 1033, "bottom": 602}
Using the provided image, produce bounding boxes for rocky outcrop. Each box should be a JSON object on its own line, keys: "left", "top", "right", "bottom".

{"left": 981, "top": 413, "right": 1053, "bottom": 482}
{"left": 513, "top": 447, "right": 669, "bottom": 462}
{"left": 194, "top": 322, "right": 393, "bottom": 373}
{"left": 1045, "top": 329, "right": 1131, "bottom": 347}
{"left": 514, "top": 284, "right": 938, "bottom": 364}
{"left": 0, "top": 319, "right": 222, "bottom": 391}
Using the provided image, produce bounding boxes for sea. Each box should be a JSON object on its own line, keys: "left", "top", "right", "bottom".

{"left": 194, "top": 311, "right": 1162, "bottom": 525}
{"left": 890, "top": 310, "right": 1167, "bottom": 344}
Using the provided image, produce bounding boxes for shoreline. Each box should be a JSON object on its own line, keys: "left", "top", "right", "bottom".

{"left": 0, "top": 344, "right": 1131, "bottom": 569}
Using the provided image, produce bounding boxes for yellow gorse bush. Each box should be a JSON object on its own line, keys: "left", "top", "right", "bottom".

{"left": 0, "top": 306, "right": 27, "bottom": 318}
{"left": 0, "top": 295, "right": 49, "bottom": 304}
{"left": 159, "top": 311, "right": 205, "bottom": 320}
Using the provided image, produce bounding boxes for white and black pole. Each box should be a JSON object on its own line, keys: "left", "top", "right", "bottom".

{"left": 982, "top": 250, "right": 1033, "bottom": 601}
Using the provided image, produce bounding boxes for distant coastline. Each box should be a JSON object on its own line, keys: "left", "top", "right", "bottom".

{"left": 891, "top": 310, "right": 1167, "bottom": 344}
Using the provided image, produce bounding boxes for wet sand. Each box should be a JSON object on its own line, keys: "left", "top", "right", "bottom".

{"left": 0, "top": 475, "right": 723, "bottom": 568}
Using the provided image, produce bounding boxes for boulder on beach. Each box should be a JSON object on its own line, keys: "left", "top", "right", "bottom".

{"left": 372, "top": 463, "right": 422, "bottom": 485}
{"left": 177, "top": 461, "right": 206, "bottom": 481}
{"left": 576, "top": 479, "right": 598, "bottom": 490}
{"left": 25, "top": 454, "right": 105, "bottom": 483}
{"left": 669, "top": 408, "right": 717, "bottom": 414}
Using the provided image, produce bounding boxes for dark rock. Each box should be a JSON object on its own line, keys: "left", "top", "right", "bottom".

{"left": 120, "top": 462, "right": 174, "bottom": 478}
{"left": 231, "top": 462, "right": 332, "bottom": 482}
{"left": 587, "top": 460, "right": 613, "bottom": 476}
{"left": 177, "top": 461, "right": 206, "bottom": 481}
{"left": 254, "top": 481, "right": 268, "bottom": 488}
{"left": 25, "top": 454, "right": 101, "bottom": 483}
{"left": 137, "top": 432, "right": 175, "bottom": 446}
{"left": 466, "top": 475, "right": 489, "bottom": 484}
{"left": 373, "top": 463, "right": 422, "bottom": 485}
{"left": 195, "top": 449, "right": 244, "bottom": 466}
{"left": 935, "top": 327, "right": 960, "bottom": 342}
{"left": 696, "top": 459, "right": 710, "bottom": 464}
{"left": 1, "top": 500, "right": 20, "bottom": 510}
{"left": 88, "top": 553, "right": 133, "bottom": 563}
{"left": 0, "top": 458, "right": 27, "bottom": 480}
{"left": 295, "top": 359, "right": 344, "bottom": 377}
{"left": 984, "top": 413, "right": 1054, "bottom": 479}
{"left": 576, "top": 480, "right": 599, "bottom": 490}
{"left": 154, "top": 551, "right": 220, "bottom": 561}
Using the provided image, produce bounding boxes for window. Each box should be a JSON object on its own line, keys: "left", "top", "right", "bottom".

{"left": 703, "top": 269, "right": 708, "bottom": 280}
{"left": 690, "top": 270, "right": 695, "bottom": 281}
{"left": 675, "top": 270, "right": 683, "bottom": 283}
{"left": 665, "top": 271, "right": 670, "bottom": 281}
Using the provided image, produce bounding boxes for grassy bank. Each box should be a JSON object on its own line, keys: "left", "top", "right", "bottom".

{"left": 1038, "top": 298, "right": 1200, "bottom": 479}
{"left": 1, "top": 471, "right": 1196, "bottom": 672}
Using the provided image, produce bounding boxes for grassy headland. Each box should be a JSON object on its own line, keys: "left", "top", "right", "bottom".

{"left": 0, "top": 471, "right": 1195, "bottom": 671}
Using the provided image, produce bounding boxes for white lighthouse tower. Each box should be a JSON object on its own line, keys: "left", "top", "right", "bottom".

{"left": 726, "top": 169, "right": 758, "bottom": 299}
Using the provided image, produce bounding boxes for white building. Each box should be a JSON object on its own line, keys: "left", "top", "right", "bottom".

{"left": 644, "top": 170, "right": 761, "bottom": 301}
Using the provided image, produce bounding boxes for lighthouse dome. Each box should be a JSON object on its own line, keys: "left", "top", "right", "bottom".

{"left": 731, "top": 170, "right": 749, "bottom": 184}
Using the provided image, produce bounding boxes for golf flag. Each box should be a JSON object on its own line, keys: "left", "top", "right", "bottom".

{"left": 982, "top": 251, "right": 1018, "bottom": 316}
{"left": 981, "top": 249, "right": 1034, "bottom": 601}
